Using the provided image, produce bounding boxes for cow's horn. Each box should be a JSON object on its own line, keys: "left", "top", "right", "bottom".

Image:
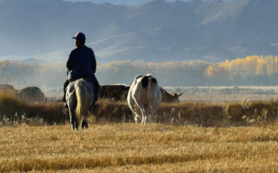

{"left": 178, "top": 92, "right": 183, "bottom": 97}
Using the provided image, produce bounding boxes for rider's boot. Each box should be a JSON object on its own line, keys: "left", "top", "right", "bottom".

{"left": 59, "top": 79, "right": 70, "bottom": 109}
{"left": 62, "top": 91, "right": 68, "bottom": 109}
{"left": 57, "top": 89, "right": 67, "bottom": 108}
{"left": 92, "top": 102, "right": 99, "bottom": 107}
{"left": 61, "top": 93, "right": 69, "bottom": 115}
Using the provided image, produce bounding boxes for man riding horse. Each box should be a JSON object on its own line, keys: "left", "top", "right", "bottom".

{"left": 59, "top": 32, "right": 100, "bottom": 108}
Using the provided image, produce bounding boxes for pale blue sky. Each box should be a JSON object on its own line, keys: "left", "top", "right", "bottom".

{"left": 63, "top": 0, "right": 234, "bottom": 6}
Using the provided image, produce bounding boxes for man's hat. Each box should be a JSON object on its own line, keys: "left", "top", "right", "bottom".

{"left": 72, "top": 32, "right": 86, "bottom": 41}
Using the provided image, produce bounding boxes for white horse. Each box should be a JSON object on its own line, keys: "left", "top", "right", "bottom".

{"left": 66, "top": 78, "right": 94, "bottom": 130}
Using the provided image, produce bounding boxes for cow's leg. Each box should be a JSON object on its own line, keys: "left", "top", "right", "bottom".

{"left": 144, "top": 106, "right": 148, "bottom": 125}
{"left": 133, "top": 112, "right": 142, "bottom": 124}
{"left": 134, "top": 114, "right": 139, "bottom": 123}
{"left": 140, "top": 108, "right": 148, "bottom": 125}
{"left": 151, "top": 108, "right": 156, "bottom": 124}
{"left": 145, "top": 104, "right": 152, "bottom": 124}
{"left": 149, "top": 104, "right": 156, "bottom": 124}
{"left": 141, "top": 110, "right": 146, "bottom": 125}
{"left": 133, "top": 95, "right": 146, "bottom": 125}
{"left": 142, "top": 114, "right": 145, "bottom": 125}
{"left": 148, "top": 104, "right": 153, "bottom": 124}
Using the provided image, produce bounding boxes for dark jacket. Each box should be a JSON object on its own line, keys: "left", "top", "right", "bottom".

{"left": 67, "top": 45, "right": 97, "bottom": 82}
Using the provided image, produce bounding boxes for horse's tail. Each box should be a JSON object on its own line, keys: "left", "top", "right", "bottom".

{"left": 75, "top": 79, "right": 94, "bottom": 119}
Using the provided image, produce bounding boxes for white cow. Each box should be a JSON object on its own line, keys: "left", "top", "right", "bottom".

{"left": 127, "top": 74, "right": 162, "bottom": 125}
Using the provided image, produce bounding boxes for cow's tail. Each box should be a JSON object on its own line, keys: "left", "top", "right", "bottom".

{"left": 75, "top": 79, "right": 93, "bottom": 119}
{"left": 148, "top": 76, "right": 157, "bottom": 108}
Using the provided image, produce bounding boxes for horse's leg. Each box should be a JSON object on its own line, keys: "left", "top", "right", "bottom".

{"left": 82, "top": 120, "right": 87, "bottom": 129}
{"left": 67, "top": 91, "right": 79, "bottom": 130}
{"left": 68, "top": 106, "right": 79, "bottom": 130}
{"left": 84, "top": 120, "right": 88, "bottom": 129}
{"left": 74, "top": 113, "right": 79, "bottom": 130}
{"left": 81, "top": 117, "right": 89, "bottom": 129}
{"left": 68, "top": 106, "right": 75, "bottom": 130}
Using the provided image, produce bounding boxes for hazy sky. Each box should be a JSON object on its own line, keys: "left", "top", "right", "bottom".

{"left": 63, "top": 0, "right": 234, "bottom": 6}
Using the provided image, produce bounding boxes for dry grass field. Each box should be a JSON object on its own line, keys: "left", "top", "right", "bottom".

{"left": 1, "top": 124, "right": 278, "bottom": 172}
{"left": 1, "top": 91, "right": 278, "bottom": 172}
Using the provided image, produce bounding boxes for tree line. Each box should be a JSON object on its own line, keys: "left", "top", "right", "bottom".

{"left": 0, "top": 55, "right": 278, "bottom": 88}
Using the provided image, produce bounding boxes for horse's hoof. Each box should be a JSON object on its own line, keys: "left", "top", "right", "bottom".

{"left": 81, "top": 121, "right": 89, "bottom": 129}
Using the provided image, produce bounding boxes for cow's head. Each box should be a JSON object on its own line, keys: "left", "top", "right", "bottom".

{"left": 172, "top": 92, "right": 183, "bottom": 103}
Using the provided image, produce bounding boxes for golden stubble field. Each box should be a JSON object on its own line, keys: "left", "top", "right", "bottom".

{"left": 1, "top": 123, "right": 278, "bottom": 173}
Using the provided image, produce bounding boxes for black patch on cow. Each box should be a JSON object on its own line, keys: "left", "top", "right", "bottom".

{"left": 141, "top": 76, "right": 149, "bottom": 89}
{"left": 141, "top": 76, "right": 157, "bottom": 88}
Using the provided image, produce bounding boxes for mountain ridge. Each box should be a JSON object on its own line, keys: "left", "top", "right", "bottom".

{"left": 0, "top": 0, "right": 277, "bottom": 63}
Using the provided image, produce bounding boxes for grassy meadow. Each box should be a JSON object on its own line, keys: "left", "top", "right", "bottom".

{"left": 1, "top": 90, "right": 278, "bottom": 172}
